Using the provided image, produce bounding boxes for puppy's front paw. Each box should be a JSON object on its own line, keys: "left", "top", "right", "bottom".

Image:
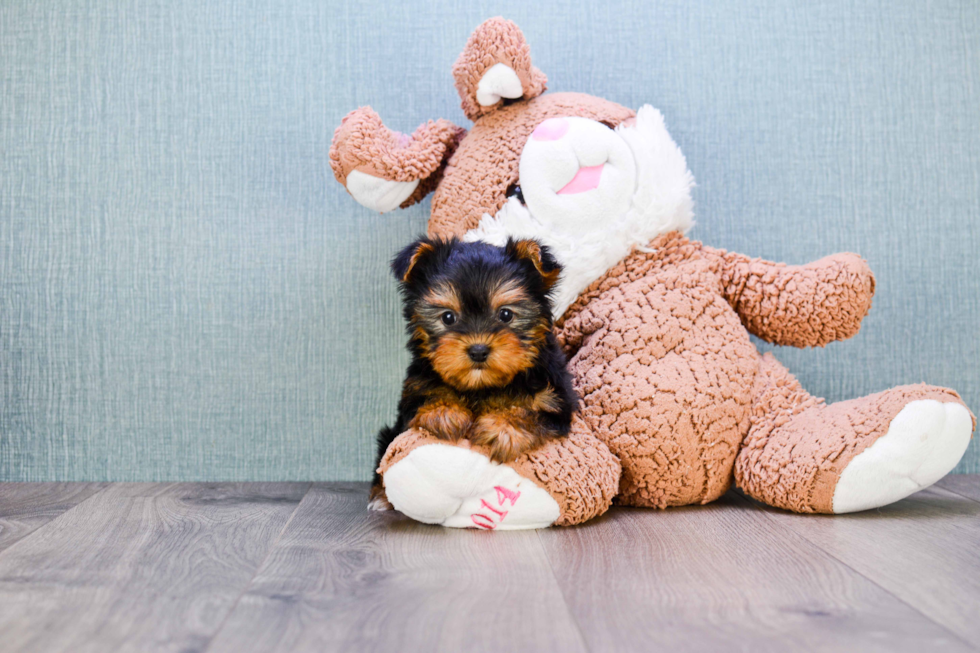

{"left": 470, "top": 413, "right": 537, "bottom": 463}
{"left": 410, "top": 402, "right": 474, "bottom": 441}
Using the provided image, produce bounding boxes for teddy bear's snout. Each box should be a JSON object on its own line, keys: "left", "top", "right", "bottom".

{"left": 517, "top": 116, "right": 637, "bottom": 232}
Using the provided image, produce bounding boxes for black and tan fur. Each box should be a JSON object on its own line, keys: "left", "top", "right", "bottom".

{"left": 369, "top": 237, "right": 577, "bottom": 508}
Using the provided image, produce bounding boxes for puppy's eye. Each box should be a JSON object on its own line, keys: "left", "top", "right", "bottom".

{"left": 497, "top": 308, "right": 514, "bottom": 323}
{"left": 440, "top": 311, "right": 457, "bottom": 326}
{"left": 505, "top": 183, "right": 525, "bottom": 206}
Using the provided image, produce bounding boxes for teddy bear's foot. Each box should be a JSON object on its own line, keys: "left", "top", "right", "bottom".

{"left": 382, "top": 442, "right": 561, "bottom": 530}
{"left": 832, "top": 399, "right": 973, "bottom": 513}
{"left": 377, "top": 424, "right": 621, "bottom": 529}
{"left": 736, "top": 353, "right": 975, "bottom": 514}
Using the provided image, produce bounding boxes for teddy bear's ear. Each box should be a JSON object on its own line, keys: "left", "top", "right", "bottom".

{"left": 452, "top": 18, "right": 548, "bottom": 122}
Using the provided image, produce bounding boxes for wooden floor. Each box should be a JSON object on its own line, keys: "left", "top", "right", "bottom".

{"left": 0, "top": 479, "right": 978, "bottom": 652}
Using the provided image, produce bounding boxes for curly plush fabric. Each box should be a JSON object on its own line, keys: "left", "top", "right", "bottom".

{"left": 429, "top": 93, "right": 635, "bottom": 237}
{"left": 736, "top": 355, "right": 974, "bottom": 512}
{"left": 377, "top": 419, "right": 621, "bottom": 527}
{"left": 558, "top": 233, "right": 759, "bottom": 507}
{"left": 329, "top": 107, "right": 466, "bottom": 209}
{"left": 510, "top": 417, "right": 622, "bottom": 526}
{"left": 709, "top": 248, "right": 876, "bottom": 348}
{"left": 557, "top": 232, "right": 973, "bottom": 510}
{"left": 452, "top": 17, "right": 548, "bottom": 121}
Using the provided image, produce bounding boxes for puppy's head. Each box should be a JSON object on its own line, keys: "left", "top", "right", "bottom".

{"left": 393, "top": 236, "right": 560, "bottom": 391}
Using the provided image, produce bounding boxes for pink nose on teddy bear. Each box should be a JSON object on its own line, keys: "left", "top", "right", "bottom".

{"left": 532, "top": 117, "right": 569, "bottom": 141}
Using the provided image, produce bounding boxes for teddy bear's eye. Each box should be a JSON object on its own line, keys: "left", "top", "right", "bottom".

{"left": 505, "top": 183, "right": 525, "bottom": 206}
{"left": 440, "top": 311, "right": 457, "bottom": 326}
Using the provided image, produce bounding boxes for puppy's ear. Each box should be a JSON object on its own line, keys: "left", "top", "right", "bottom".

{"left": 392, "top": 238, "right": 437, "bottom": 284}
{"left": 507, "top": 239, "right": 560, "bottom": 290}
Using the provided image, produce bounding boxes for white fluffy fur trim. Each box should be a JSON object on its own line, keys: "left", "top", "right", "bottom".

{"left": 464, "top": 105, "right": 695, "bottom": 318}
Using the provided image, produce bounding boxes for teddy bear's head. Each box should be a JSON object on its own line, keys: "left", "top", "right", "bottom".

{"left": 331, "top": 17, "right": 695, "bottom": 316}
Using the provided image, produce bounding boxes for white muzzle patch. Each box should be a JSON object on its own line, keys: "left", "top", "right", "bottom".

{"left": 519, "top": 116, "right": 637, "bottom": 235}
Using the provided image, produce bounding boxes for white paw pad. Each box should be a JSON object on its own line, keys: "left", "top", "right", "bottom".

{"left": 833, "top": 400, "right": 973, "bottom": 513}
{"left": 382, "top": 444, "right": 560, "bottom": 530}
{"left": 345, "top": 170, "right": 419, "bottom": 213}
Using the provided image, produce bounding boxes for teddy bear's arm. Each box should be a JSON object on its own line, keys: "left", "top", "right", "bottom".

{"left": 555, "top": 303, "right": 607, "bottom": 358}
{"left": 704, "top": 247, "right": 876, "bottom": 348}
{"left": 330, "top": 107, "right": 466, "bottom": 212}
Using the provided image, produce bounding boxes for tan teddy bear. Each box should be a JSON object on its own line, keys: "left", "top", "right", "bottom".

{"left": 331, "top": 18, "right": 974, "bottom": 529}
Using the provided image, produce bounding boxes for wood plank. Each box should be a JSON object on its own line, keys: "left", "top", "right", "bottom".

{"left": 0, "top": 482, "right": 309, "bottom": 653}
{"left": 538, "top": 492, "right": 971, "bottom": 653}
{"left": 0, "top": 483, "right": 107, "bottom": 553}
{"left": 205, "top": 482, "right": 587, "bottom": 653}
{"left": 747, "top": 485, "right": 980, "bottom": 644}
{"left": 937, "top": 474, "right": 980, "bottom": 503}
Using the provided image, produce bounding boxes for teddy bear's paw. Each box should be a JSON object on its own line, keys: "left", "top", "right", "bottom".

{"left": 382, "top": 443, "right": 560, "bottom": 530}
{"left": 833, "top": 400, "right": 973, "bottom": 513}
{"left": 329, "top": 106, "right": 464, "bottom": 213}
{"left": 345, "top": 172, "right": 419, "bottom": 214}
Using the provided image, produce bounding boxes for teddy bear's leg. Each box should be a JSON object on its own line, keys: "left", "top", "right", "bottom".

{"left": 377, "top": 419, "right": 620, "bottom": 529}
{"left": 735, "top": 353, "right": 974, "bottom": 513}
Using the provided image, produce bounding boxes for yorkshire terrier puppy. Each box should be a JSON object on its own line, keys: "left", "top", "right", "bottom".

{"left": 369, "top": 237, "right": 577, "bottom": 510}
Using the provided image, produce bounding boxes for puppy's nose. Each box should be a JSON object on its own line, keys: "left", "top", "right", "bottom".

{"left": 467, "top": 344, "right": 490, "bottom": 363}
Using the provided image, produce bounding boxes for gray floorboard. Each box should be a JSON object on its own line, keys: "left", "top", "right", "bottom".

{"left": 746, "top": 485, "right": 980, "bottom": 645}
{"left": 537, "top": 491, "right": 973, "bottom": 653}
{"left": 938, "top": 475, "right": 980, "bottom": 503}
{"left": 0, "top": 482, "right": 309, "bottom": 653}
{"left": 0, "top": 479, "right": 978, "bottom": 652}
{"left": 0, "top": 482, "right": 107, "bottom": 553}
{"left": 205, "top": 483, "right": 587, "bottom": 653}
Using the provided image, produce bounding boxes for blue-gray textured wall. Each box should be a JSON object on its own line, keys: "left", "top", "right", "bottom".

{"left": 1, "top": 0, "right": 978, "bottom": 481}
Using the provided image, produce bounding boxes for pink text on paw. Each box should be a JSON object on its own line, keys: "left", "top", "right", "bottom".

{"left": 495, "top": 485, "right": 520, "bottom": 506}
{"left": 470, "top": 486, "right": 521, "bottom": 530}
